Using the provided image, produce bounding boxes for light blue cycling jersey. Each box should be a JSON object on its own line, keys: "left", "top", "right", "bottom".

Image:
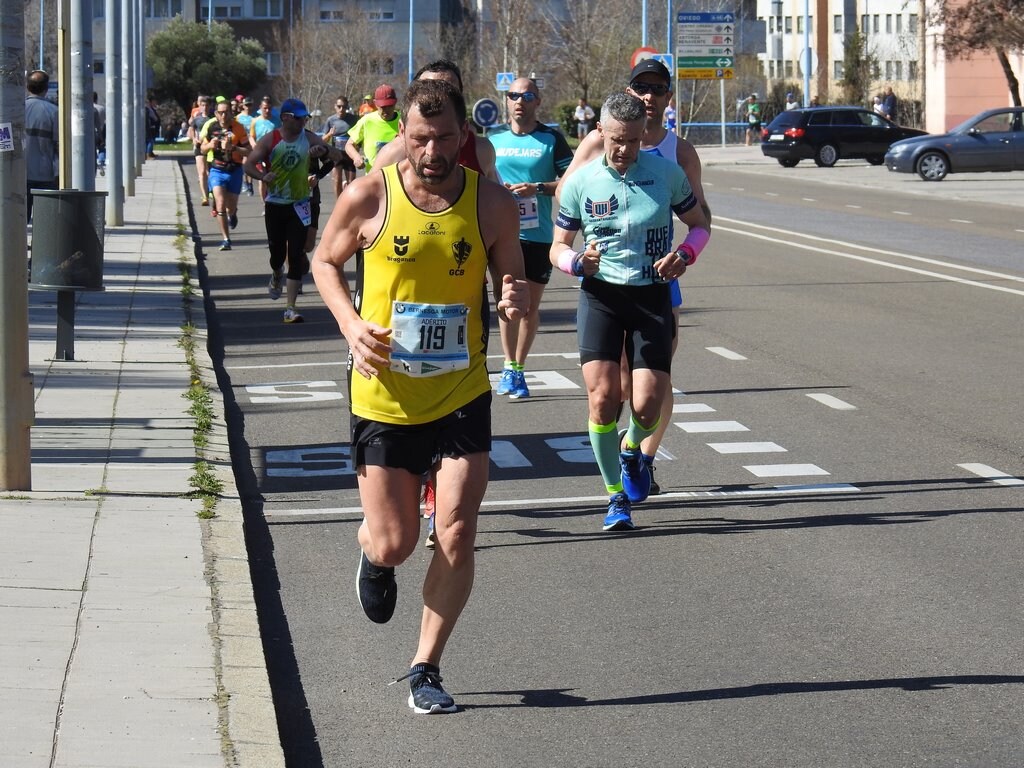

{"left": 556, "top": 151, "right": 695, "bottom": 286}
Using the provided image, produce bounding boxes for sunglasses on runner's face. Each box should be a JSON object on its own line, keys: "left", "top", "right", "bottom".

{"left": 506, "top": 91, "right": 536, "bottom": 102}
{"left": 630, "top": 81, "right": 670, "bottom": 96}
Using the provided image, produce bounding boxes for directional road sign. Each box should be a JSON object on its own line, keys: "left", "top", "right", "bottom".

{"left": 496, "top": 72, "right": 515, "bottom": 91}
{"left": 676, "top": 11, "right": 735, "bottom": 79}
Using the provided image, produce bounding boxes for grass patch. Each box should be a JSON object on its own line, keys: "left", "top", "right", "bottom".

{"left": 175, "top": 192, "right": 221, "bottom": 518}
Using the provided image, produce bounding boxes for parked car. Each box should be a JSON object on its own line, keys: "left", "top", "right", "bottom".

{"left": 760, "top": 107, "right": 927, "bottom": 168}
{"left": 884, "top": 107, "right": 1024, "bottom": 181}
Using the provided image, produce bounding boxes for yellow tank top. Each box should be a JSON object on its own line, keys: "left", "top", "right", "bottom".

{"left": 351, "top": 163, "right": 490, "bottom": 425}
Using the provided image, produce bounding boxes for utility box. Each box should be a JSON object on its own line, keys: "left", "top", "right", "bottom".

{"left": 28, "top": 190, "right": 107, "bottom": 291}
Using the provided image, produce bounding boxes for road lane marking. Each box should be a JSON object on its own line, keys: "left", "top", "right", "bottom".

{"left": 707, "top": 346, "right": 747, "bottom": 360}
{"left": 949, "top": 219, "right": 973, "bottom": 224}
{"left": 745, "top": 464, "right": 830, "bottom": 478}
{"left": 231, "top": 361, "right": 344, "bottom": 370}
{"left": 716, "top": 217, "right": 1024, "bottom": 283}
{"left": 674, "top": 403, "right": 715, "bottom": 413}
{"left": 807, "top": 393, "right": 857, "bottom": 410}
{"left": 893, "top": 211, "right": 911, "bottom": 216}
{"left": 765, "top": 192, "right": 779, "bottom": 197}
{"left": 487, "top": 352, "right": 579, "bottom": 359}
{"left": 263, "top": 483, "right": 863, "bottom": 520}
{"left": 246, "top": 381, "right": 343, "bottom": 403}
{"left": 708, "top": 442, "right": 787, "bottom": 454}
{"left": 957, "top": 463, "right": 1024, "bottom": 486}
{"left": 846, "top": 205, "right": 862, "bottom": 209}
{"left": 676, "top": 421, "right": 750, "bottom": 433}
{"left": 802, "top": 197, "right": 816, "bottom": 202}
{"left": 713, "top": 219, "right": 1024, "bottom": 296}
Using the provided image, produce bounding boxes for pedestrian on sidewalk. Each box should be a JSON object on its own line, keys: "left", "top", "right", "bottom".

{"left": 312, "top": 78, "right": 529, "bottom": 714}
{"left": 25, "top": 70, "right": 59, "bottom": 223}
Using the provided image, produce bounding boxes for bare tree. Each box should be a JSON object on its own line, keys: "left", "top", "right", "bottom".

{"left": 932, "top": 0, "right": 1023, "bottom": 105}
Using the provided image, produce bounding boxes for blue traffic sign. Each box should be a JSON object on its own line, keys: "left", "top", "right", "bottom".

{"left": 472, "top": 98, "right": 500, "bottom": 128}
{"left": 495, "top": 72, "right": 516, "bottom": 91}
{"left": 652, "top": 53, "right": 674, "bottom": 71}
{"left": 677, "top": 12, "right": 735, "bottom": 23}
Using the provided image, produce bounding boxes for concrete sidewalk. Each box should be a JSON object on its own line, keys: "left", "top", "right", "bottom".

{"left": 1, "top": 158, "right": 283, "bottom": 767}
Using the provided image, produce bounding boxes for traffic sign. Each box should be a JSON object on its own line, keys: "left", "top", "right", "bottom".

{"left": 630, "top": 46, "right": 658, "bottom": 68}
{"left": 678, "top": 56, "right": 735, "bottom": 68}
{"left": 677, "top": 68, "right": 735, "bottom": 80}
{"left": 652, "top": 53, "right": 674, "bottom": 71}
{"left": 472, "top": 98, "right": 500, "bottom": 128}
{"left": 677, "top": 10, "right": 736, "bottom": 80}
{"left": 495, "top": 72, "right": 515, "bottom": 91}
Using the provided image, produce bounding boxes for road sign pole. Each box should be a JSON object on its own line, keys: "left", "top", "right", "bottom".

{"left": 0, "top": 0, "right": 33, "bottom": 490}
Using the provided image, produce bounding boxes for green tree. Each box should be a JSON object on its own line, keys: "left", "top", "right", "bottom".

{"left": 932, "top": 0, "right": 1023, "bottom": 105}
{"left": 146, "top": 18, "right": 267, "bottom": 115}
{"left": 839, "top": 29, "right": 876, "bottom": 105}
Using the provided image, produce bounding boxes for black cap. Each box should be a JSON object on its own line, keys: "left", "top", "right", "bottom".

{"left": 629, "top": 59, "right": 671, "bottom": 84}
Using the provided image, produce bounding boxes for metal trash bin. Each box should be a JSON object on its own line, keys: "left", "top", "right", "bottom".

{"left": 28, "top": 190, "right": 107, "bottom": 291}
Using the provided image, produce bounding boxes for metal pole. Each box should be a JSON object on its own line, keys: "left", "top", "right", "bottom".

{"left": 70, "top": 0, "right": 95, "bottom": 191}
{"left": 720, "top": 78, "right": 726, "bottom": 146}
{"left": 57, "top": 0, "right": 71, "bottom": 187}
{"left": 39, "top": 0, "right": 45, "bottom": 68}
{"left": 802, "top": 0, "right": 811, "bottom": 105}
{"left": 135, "top": 0, "right": 143, "bottom": 173}
{"left": 407, "top": 0, "right": 413, "bottom": 83}
{"left": 207, "top": 0, "right": 212, "bottom": 29}
{"left": 105, "top": 0, "right": 123, "bottom": 224}
{"left": 0, "top": 0, "right": 34, "bottom": 490}
{"left": 641, "top": 0, "right": 647, "bottom": 47}
{"left": 121, "top": 0, "right": 135, "bottom": 195}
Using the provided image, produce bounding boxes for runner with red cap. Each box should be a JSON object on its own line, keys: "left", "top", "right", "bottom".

{"left": 345, "top": 84, "right": 401, "bottom": 172}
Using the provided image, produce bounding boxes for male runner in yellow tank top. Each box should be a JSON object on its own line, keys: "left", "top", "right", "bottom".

{"left": 313, "top": 79, "right": 528, "bottom": 715}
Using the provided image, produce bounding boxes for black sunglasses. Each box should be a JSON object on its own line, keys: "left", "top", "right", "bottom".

{"left": 506, "top": 91, "right": 537, "bottom": 102}
{"left": 630, "top": 81, "right": 670, "bottom": 96}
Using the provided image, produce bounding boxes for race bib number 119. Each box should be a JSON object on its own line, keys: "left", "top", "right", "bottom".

{"left": 389, "top": 302, "right": 470, "bottom": 377}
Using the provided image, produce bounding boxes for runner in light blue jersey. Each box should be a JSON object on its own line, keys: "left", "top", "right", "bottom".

{"left": 550, "top": 92, "right": 710, "bottom": 532}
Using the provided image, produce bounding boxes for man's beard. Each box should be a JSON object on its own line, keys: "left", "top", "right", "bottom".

{"left": 412, "top": 153, "right": 456, "bottom": 186}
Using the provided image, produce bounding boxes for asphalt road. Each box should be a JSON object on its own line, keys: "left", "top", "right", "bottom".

{"left": 185, "top": 157, "right": 1024, "bottom": 768}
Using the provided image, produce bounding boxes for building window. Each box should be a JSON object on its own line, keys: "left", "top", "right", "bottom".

{"left": 885, "top": 60, "right": 893, "bottom": 79}
{"left": 909, "top": 14, "right": 918, "bottom": 33}
{"left": 861, "top": 14, "right": 869, "bottom": 34}
{"left": 785, "top": 61, "right": 794, "bottom": 77}
{"left": 369, "top": 56, "right": 395, "bottom": 74}
{"left": 873, "top": 15, "right": 879, "bottom": 33}
{"left": 251, "top": 0, "right": 282, "bottom": 18}
{"left": 908, "top": 60, "right": 918, "bottom": 80}
{"left": 871, "top": 61, "right": 881, "bottom": 79}
{"left": 265, "top": 52, "right": 281, "bottom": 76}
{"left": 894, "top": 61, "right": 903, "bottom": 80}
{"left": 147, "top": 0, "right": 183, "bottom": 17}
{"left": 784, "top": 15, "right": 792, "bottom": 33}
{"left": 834, "top": 60, "right": 843, "bottom": 79}
{"left": 200, "top": 2, "right": 242, "bottom": 19}
{"left": 896, "top": 14, "right": 903, "bottom": 34}
{"left": 769, "top": 16, "right": 775, "bottom": 33}
{"left": 368, "top": 10, "right": 395, "bottom": 21}
{"left": 94, "top": 59, "right": 104, "bottom": 74}
{"left": 797, "top": 16, "right": 803, "bottom": 33}
{"left": 833, "top": 14, "right": 841, "bottom": 32}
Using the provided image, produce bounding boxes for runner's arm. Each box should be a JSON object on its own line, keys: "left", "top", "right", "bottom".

{"left": 554, "top": 130, "right": 602, "bottom": 201}
{"left": 475, "top": 136, "right": 500, "bottom": 182}
{"left": 313, "top": 178, "right": 392, "bottom": 378}
{"left": 677, "top": 139, "right": 711, "bottom": 225}
{"left": 479, "top": 181, "right": 529, "bottom": 321}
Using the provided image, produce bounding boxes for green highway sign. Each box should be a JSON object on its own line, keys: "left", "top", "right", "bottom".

{"left": 678, "top": 56, "right": 735, "bottom": 68}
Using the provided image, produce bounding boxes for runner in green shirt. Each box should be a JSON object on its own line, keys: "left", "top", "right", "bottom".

{"left": 345, "top": 84, "right": 401, "bottom": 171}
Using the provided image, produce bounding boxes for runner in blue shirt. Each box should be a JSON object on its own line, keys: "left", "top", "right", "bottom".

{"left": 484, "top": 77, "right": 574, "bottom": 399}
{"left": 552, "top": 92, "right": 710, "bottom": 531}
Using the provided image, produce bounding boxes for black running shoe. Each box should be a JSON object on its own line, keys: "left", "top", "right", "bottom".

{"left": 400, "top": 663, "right": 457, "bottom": 714}
{"left": 355, "top": 551, "right": 396, "bottom": 624}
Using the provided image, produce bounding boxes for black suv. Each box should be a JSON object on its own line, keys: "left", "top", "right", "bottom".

{"left": 760, "top": 107, "right": 926, "bottom": 167}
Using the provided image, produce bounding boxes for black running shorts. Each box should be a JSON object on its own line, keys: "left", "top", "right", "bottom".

{"left": 576, "top": 277, "right": 673, "bottom": 372}
{"left": 350, "top": 391, "right": 492, "bottom": 476}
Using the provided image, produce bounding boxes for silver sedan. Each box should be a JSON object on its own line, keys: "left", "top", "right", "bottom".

{"left": 884, "top": 106, "right": 1024, "bottom": 181}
